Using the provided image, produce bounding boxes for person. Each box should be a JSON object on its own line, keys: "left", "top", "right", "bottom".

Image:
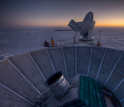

{"left": 44, "top": 39, "right": 50, "bottom": 47}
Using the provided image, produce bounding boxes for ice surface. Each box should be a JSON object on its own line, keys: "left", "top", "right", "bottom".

{"left": 0, "top": 27, "right": 124, "bottom": 60}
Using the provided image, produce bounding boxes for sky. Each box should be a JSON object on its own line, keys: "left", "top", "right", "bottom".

{"left": 1, "top": 0, "right": 124, "bottom": 29}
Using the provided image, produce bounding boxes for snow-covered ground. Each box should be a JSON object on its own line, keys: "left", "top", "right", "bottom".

{"left": 0, "top": 27, "right": 124, "bottom": 60}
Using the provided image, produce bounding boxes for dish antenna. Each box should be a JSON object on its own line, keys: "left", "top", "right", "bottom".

{"left": 68, "top": 11, "right": 95, "bottom": 41}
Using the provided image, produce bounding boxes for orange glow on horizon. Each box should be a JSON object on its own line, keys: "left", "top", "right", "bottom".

{"left": 95, "top": 24, "right": 124, "bottom": 27}
{"left": 23, "top": 23, "right": 124, "bottom": 27}
{"left": 10, "top": 20, "right": 124, "bottom": 28}
{"left": 95, "top": 20, "right": 124, "bottom": 27}
{"left": 19, "top": 23, "right": 124, "bottom": 28}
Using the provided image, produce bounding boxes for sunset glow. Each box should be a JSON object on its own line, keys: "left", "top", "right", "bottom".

{"left": 96, "top": 21, "right": 124, "bottom": 27}
{"left": 1, "top": 0, "right": 124, "bottom": 28}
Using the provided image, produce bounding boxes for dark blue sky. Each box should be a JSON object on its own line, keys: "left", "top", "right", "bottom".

{"left": 1, "top": 0, "right": 124, "bottom": 28}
